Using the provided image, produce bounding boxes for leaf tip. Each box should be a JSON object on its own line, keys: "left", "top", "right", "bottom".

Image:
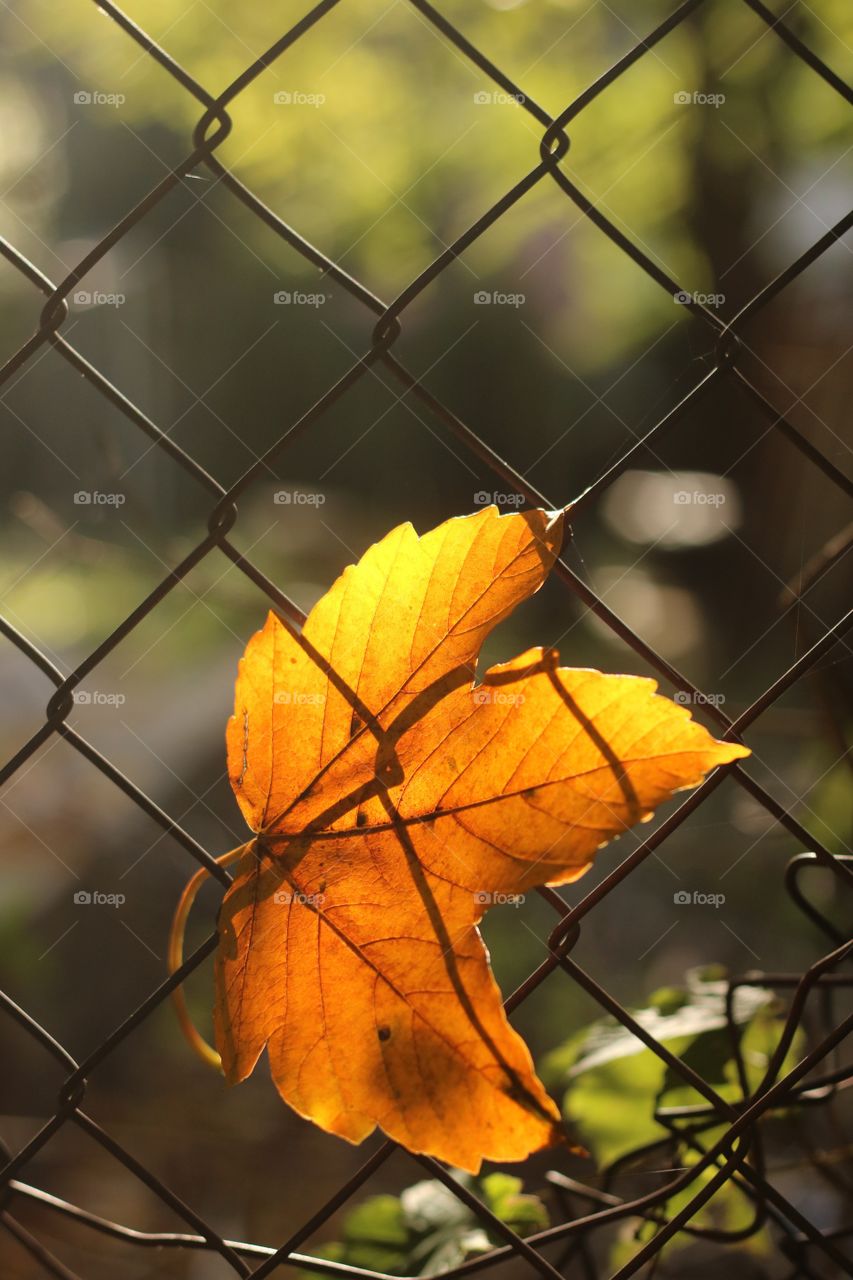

{"left": 714, "top": 738, "right": 751, "bottom": 766}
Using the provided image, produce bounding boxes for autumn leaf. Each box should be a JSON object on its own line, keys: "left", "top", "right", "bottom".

{"left": 173, "top": 505, "right": 748, "bottom": 1172}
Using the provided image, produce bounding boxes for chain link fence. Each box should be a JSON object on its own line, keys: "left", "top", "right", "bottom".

{"left": 1, "top": 0, "right": 852, "bottom": 1276}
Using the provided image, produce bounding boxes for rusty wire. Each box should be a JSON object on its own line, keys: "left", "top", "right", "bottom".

{"left": 1, "top": 0, "right": 852, "bottom": 1276}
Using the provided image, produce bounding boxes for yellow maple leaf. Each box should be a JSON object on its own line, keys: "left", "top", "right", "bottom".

{"left": 170, "top": 506, "right": 748, "bottom": 1171}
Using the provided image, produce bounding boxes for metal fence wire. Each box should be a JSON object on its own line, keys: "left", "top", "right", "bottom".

{"left": 1, "top": 0, "right": 852, "bottom": 1276}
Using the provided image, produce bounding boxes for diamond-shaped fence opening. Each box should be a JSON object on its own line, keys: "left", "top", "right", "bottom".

{"left": 1, "top": 0, "right": 851, "bottom": 1277}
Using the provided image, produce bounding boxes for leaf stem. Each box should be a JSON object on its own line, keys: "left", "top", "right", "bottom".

{"left": 168, "top": 843, "right": 250, "bottom": 1070}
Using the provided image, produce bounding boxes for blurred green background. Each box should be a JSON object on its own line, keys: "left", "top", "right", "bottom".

{"left": 1, "top": 0, "right": 851, "bottom": 1275}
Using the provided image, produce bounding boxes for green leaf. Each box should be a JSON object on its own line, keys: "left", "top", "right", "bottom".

{"left": 481, "top": 1172, "right": 549, "bottom": 1235}
{"left": 540, "top": 967, "right": 779, "bottom": 1167}
{"left": 559, "top": 1040, "right": 674, "bottom": 1167}
{"left": 541, "top": 965, "right": 805, "bottom": 1272}
{"left": 307, "top": 1195, "right": 411, "bottom": 1277}
{"left": 302, "top": 1171, "right": 549, "bottom": 1277}
{"left": 609, "top": 1126, "right": 773, "bottom": 1272}
{"left": 344, "top": 1195, "right": 409, "bottom": 1247}
{"left": 401, "top": 1178, "right": 473, "bottom": 1233}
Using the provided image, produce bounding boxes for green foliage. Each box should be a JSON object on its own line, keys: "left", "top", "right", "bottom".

{"left": 541, "top": 965, "right": 805, "bottom": 1269}
{"left": 607, "top": 1123, "right": 768, "bottom": 1274}
{"left": 305, "top": 1171, "right": 548, "bottom": 1276}
{"left": 541, "top": 965, "right": 777, "bottom": 1165}
{"left": 7, "top": 0, "right": 853, "bottom": 368}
